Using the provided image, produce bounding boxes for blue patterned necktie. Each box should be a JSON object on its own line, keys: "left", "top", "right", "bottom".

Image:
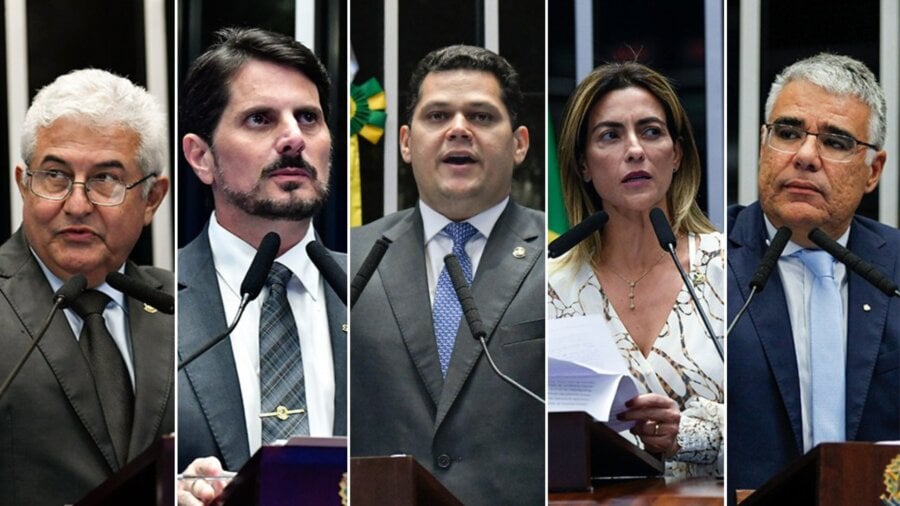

{"left": 797, "top": 248, "right": 845, "bottom": 446}
{"left": 433, "top": 222, "right": 479, "bottom": 377}
{"left": 259, "top": 262, "right": 309, "bottom": 443}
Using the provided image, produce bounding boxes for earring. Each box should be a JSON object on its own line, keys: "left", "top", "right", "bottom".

{"left": 673, "top": 167, "right": 678, "bottom": 173}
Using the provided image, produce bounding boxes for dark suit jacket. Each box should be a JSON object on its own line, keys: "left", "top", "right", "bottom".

{"left": 350, "top": 201, "right": 546, "bottom": 506}
{"left": 177, "top": 224, "right": 347, "bottom": 471}
{"left": 0, "top": 229, "right": 174, "bottom": 506}
{"left": 727, "top": 202, "right": 900, "bottom": 498}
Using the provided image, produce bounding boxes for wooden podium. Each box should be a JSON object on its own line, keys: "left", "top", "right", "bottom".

{"left": 549, "top": 411, "right": 664, "bottom": 491}
{"left": 75, "top": 435, "right": 174, "bottom": 506}
{"left": 350, "top": 455, "right": 463, "bottom": 506}
{"left": 214, "top": 437, "right": 347, "bottom": 506}
{"left": 738, "top": 442, "right": 900, "bottom": 505}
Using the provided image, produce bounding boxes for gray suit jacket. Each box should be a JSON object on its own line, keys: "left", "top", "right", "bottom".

{"left": 177, "top": 224, "right": 347, "bottom": 471}
{"left": 0, "top": 229, "right": 175, "bottom": 506}
{"left": 350, "top": 201, "right": 545, "bottom": 506}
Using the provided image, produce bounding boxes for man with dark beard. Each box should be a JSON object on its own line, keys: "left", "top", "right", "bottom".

{"left": 176, "top": 28, "right": 346, "bottom": 506}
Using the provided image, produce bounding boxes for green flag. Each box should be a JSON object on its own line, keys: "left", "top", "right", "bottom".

{"left": 547, "top": 115, "right": 569, "bottom": 240}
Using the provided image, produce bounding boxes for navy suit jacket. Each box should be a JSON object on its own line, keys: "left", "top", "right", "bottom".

{"left": 350, "top": 201, "right": 546, "bottom": 506}
{"left": 727, "top": 202, "right": 900, "bottom": 498}
{"left": 0, "top": 229, "right": 174, "bottom": 506}
{"left": 177, "top": 224, "right": 347, "bottom": 471}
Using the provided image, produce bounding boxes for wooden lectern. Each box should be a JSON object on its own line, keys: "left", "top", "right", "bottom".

{"left": 549, "top": 411, "right": 664, "bottom": 491}
{"left": 350, "top": 455, "right": 463, "bottom": 506}
{"left": 738, "top": 442, "right": 900, "bottom": 505}
{"left": 75, "top": 435, "right": 174, "bottom": 506}
{"left": 214, "top": 437, "right": 347, "bottom": 506}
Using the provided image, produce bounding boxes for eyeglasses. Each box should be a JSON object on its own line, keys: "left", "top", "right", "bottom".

{"left": 25, "top": 169, "right": 157, "bottom": 206}
{"left": 764, "top": 123, "right": 877, "bottom": 163}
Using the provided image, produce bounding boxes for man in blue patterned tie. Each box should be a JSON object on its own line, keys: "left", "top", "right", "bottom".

{"left": 350, "top": 45, "right": 545, "bottom": 505}
{"left": 727, "top": 53, "right": 899, "bottom": 502}
{"left": 177, "top": 27, "right": 346, "bottom": 506}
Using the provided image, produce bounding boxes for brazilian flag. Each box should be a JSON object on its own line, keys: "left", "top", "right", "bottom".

{"left": 547, "top": 115, "right": 569, "bottom": 241}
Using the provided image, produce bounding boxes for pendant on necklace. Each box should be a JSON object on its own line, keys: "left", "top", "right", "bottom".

{"left": 628, "top": 281, "right": 636, "bottom": 310}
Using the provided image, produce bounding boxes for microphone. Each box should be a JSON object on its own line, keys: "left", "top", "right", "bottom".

{"left": 443, "top": 254, "right": 544, "bottom": 404}
{"left": 548, "top": 210, "right": 608, "bottom": 259}
{"left": 808, "top": 228, "right": 900, "bottom": 297}
{"left": 649, "top": 208, "right": 723, "bottom": 360}
{"left": 350, "top": 237, "right": 391, "bottom": 309}
{"left": 306, "top": 241, "right": 348, "bottom": 306}
{"left": 0, "top": 274, "right": 87, "bottom": 400}
{"left": 106, "top": 272, "right": 174, "bottom": 314}
{"left": 178, "top": 232, "right": 281, "bottom": 370}
{"left": 726, "top": 226, "right": 792, "bottom": 335}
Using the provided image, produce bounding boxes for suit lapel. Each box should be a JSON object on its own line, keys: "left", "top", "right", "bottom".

{"left": 324, "top": 253, "right": 348, "bottom": 436}
{"left": 730, "top": 205, "right": 804, "bottom": 452}
{"left": 379, "top": 209, "right": 445, "bottom": 407}
{"left": 844, "top": 219, "right": 892, "bottom": 440}
{"left": 0, "top": 230, "right": 118, "bottom": 470}
{"left": 435, "top": 202, "right": 542, "bottom": 429}
{"left": 125, "top": 263, "right": 173, "bottom": 460}
{"left": 178, "top": 231, "right": 250, "bottom": 469}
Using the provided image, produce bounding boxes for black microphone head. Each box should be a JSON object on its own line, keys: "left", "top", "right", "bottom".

{"left": 749, "top": 226, "right": 792, "bottom": 292}
{"left": 307, "top": 241, "right": 348, "bottom": 305}
{"left": 649, "top": 208, "right": 677, "bottom": 251}
{"left": 241, "top": 232, "right": 281, "bottom": 300}
{"left": 548, "top": 210, "right": 608, "bottom": 258}
{"left": 55, "top": 274, "right": 87, "bottom": 308}
{"left": 106, "top": 271, "right": 175, "bottom": 314}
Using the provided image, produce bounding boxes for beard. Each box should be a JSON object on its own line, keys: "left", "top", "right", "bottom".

{"left": 212, "top": 150, "right": 330, "bottom": 221}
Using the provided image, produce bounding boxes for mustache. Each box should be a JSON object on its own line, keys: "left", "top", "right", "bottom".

{"left": 260, "top": 155, "right": 318, "bottom": 180}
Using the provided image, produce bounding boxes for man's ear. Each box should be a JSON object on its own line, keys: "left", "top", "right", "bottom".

{"left": 182, "top": 133, "right": 216, "bottom": 185}
{"left": 399, "top": 125, "right": 412, "bottom": 163}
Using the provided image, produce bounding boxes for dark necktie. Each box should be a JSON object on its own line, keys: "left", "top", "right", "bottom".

{"left": 432, "top": 222, "right": 478, "bottom": 377}
{"left": 70, "top": 289, "right": 133, "bottom": 468}
{"left": 259, "top": 262, "right": 309, "bottom": 443}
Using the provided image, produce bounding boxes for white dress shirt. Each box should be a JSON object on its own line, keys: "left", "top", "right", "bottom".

{"left": 208, "top": 212, "right": 335, "bottom": 454}
{"left": 765, "top": 218, "right": 849, "bottom": 452}
{"left": 33, "top": 252, "right": 134, "bottom": 388}
{"left": 420, "top": 197, "right": 508, "bottom": 305}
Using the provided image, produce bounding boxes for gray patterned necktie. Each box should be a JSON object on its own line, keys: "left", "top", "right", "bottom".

{"left": 70, "top": 289, "right": 133, "bottom": 468}
{"left": 260, "top": 262, "right": 309, "bottom": 443}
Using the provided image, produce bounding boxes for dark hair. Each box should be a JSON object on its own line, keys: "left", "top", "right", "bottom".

{"left": 181, "top": 27, "right": 331, "bottom": 144}
{"left": 405, "top": 44, "right": 523, "bottom": 125}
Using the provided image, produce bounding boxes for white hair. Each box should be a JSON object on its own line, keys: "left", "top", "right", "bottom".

{"left": 21, "top": 68, "right": 167, "bottom": 196}
{"left": 764, "top": 53, "right": 886, "bottom": 155}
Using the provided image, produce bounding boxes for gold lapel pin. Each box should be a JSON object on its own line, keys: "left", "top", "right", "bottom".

{"left": 863, "top": 304, "right": 871, "bottom": 312}
{"left": 342, "top": 323, "right": 348, "bottom": 333}
{"left": 143, "top": 303, "right": 158, "bottom": 314}
{"left": 513, "top": 246, "right": 526, "bottom": 259}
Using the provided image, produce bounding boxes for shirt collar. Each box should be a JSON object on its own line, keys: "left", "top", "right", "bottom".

{"left": 208, "top": 211, "right": 322, "bottom": 301}
{"left": 419, "top": 196, "right": 509, "bottom": 245}
{"left": 30, "top": 248, "right": 127, "bottom": 312}
{"left": 763, "top": 215, "right": 850, "bottom": 257}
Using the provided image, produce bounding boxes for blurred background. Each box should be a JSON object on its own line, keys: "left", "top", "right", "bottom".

{"left": 727, "top": 0, "right": 898, "bottom": 227}
{"left": 0, "top": 0, "right": 173, "bottom": 268}
{"left": 350, "top": 0, "right": 545, "bottom": 226}
{"left": 177, "top": 0, "right": 348, "bottom": 252}
{"left": 548, "top": 0, "right": 725, "bottom": 236}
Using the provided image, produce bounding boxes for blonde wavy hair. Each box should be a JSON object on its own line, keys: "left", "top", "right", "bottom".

{"left": 556, "top": 62, "right": 714, "bottom": 271}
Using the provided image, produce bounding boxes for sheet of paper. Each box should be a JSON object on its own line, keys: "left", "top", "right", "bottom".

{"left": 548, "top": 315, "right": 639, "bottom": 431}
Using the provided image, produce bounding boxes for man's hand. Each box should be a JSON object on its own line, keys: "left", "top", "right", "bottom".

{"left": 177, "top": 456, "right": 231, "bottom": 506}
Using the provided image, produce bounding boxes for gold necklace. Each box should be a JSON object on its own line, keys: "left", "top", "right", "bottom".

{"left": 604, "top": 250, "right": 668, "bottom": 310}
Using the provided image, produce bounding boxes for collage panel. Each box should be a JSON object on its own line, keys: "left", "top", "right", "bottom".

{"left": 726, "top": 1, "right": 900, "bottom": 504}
{"left": 349, "top": 0, "right": 546, "bottom": 505}
{"left": 546, "top": 0, "right": 725, "bottom": 503}
{"left": 0, "top": 0, "right": 175, "bottom": 504}
{"left": 175, "top": 0, "right": 349, "bottom": 503}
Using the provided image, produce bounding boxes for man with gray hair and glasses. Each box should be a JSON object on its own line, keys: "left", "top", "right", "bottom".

{"left": 727, "top": 53, "right": 899, "bottom": 500}
{"left": 0, "top": 69, "right": 173, "bottom": 505}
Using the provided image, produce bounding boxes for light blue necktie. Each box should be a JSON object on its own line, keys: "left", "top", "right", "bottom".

{"left": 432, "top": 222, "right": 478, "bottom": 377}
{"left": 797, "top": 248, "right": 845, "bottom": 446}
